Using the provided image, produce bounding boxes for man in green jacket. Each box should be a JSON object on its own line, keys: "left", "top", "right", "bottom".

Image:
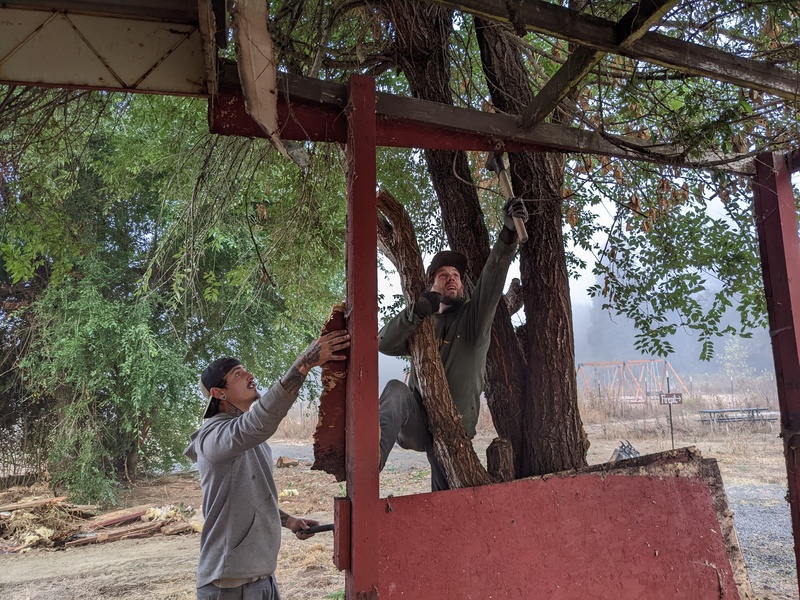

{"left": 378, "top": 198, "right": 527, "bottom": 491}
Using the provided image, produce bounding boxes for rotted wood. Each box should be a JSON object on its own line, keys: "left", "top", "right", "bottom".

{"left": 312, "top": 303, "right": 348, "bottom": 481}
{"left": 65, "top": 521, "right": 163, "bottom": 547}
{"left": 486, "top": 437, "right": 515, "bottom": 483}
{"left": 0, "top": 496, "right": 68, "bottom": 512}
{"left": 377, "top": 189, "right": 492, "bottom": 489}
{"left": 84, "top": 505, "right": 154, "bottom": 530}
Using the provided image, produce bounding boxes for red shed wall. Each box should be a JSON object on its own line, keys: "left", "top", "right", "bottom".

{"left": 377, "top": 474, "right": 739, "bottom": 599}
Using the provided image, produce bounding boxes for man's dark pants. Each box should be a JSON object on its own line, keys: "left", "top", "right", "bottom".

{"left": 197, "top": 575, "right": 280, "bottom": 599}
{"left": 379, "top": 379, "right": 448, "bottom": 491}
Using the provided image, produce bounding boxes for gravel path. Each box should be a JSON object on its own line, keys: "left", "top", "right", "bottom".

{"left": 272, "top": 441, "right": 429, "bottom": 471}
{"left": 726, "top": 483, "right": 797, "bottom": 599}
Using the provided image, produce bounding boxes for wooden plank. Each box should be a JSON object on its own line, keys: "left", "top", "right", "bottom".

{"left": 753, "top": 152, "right": 800, "bottom": 598}
{"left": 83, "top": 505, "right": 154, "bottom": 530}
{"left": 63, "top": 504, "right": 101, "bottom": 518}
{"left": 230, "top": 0, "right": 287, "bottom": 157}
{"left": 519, "top": 0, "right": 679, "bottom": 130}
{"left": 429, "top": 0, "right": 800, "bottom": 102}
{"left": 211, "top": 71, "right": 757, "bottom": 174}
{"left": 212, "top": 0, "right": 226, "bottom": 49}
{"left": 1, "top": 0, "right": 198, "bottom": 24}
{"left": 161, "top": 521, "right": 193, "bottom": 535}
{"left": 343, "top": 74, "right": 380, "bottom": 599}
{"left": 615, "top": 0, "right": 679, "bottom": 51}
{"left": 66, "top": 521, "right": 163, "bottom": 547}
{"left": 196, "top": 0, "right": 217, "bottom": 96}
{"left": 0, "top": 496, "right": 68, "bottom": 512}
{"left": 519, "top": 46, "right": 604, "bottom": 130}
{"left": 376, "top": 92, "right": 754, "bottom": 173}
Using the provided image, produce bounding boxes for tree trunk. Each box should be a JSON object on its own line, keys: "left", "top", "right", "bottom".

{"left": 475, "top": 17, "right": 589, "bottom": 475}
{"left": 379, "top": 0, "right": 528, "bottom": 476}
{"left": 377, "top": 190, "right": 492, "bottom": 488}
{"left": 486, "top": 437, "right": 514, "bottom": 482}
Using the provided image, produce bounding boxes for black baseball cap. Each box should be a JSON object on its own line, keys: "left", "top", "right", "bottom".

{"left": 199, "top": 357, "right": 241, "bottom": 418}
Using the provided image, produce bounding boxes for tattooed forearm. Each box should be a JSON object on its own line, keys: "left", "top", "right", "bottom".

{"left": 280, "top": 365, "right": 307, "bottom": 395}
{"left": 297, "top": 344, "right": 321, "bottom": 373}
{"left": 279, "top": 510, "right": 290, "bottom": 527}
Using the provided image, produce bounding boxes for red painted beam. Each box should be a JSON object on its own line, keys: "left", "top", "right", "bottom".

{"left": 210, "top": 87, "right": 347, "bottom": 142}
{"left": 209, "top": 85, "right": 547, "bottom": 153}
{"left": 375, "top": 117, "right": 547, "bottom": 153}
{"left": 343, "top": 74, "right": 380, "bottom": 599}
{"left": 753, "top": 151, "right": 800, "bottom": 598}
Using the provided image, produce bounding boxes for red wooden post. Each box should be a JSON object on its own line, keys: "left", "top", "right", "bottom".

{"left": 343, "top": 74, "right": 380, "bottom": 598}
{"left": 753, "top": 151, "right": 800, "bottom": 597}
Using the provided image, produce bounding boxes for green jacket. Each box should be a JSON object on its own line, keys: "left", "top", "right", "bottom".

{"left": 378, "top": 238, "right": 517, "bottom": 437}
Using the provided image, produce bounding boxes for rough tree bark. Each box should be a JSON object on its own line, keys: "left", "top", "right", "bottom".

{"left": 377, "top": 189, "right": 492, "bottom": 488}
{"left": 379, "top": 0, "right": 528, "bottom": 477}
{"left": 475, "top": 16, "right": 590, "bottom": 475}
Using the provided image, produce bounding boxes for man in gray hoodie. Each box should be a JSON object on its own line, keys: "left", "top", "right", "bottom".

{"left": 185, "top": 329, "right": 350, "bottom": 599}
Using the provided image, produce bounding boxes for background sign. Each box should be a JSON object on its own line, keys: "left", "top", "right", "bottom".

{"left": 659, "top": 393, "right": 683, "bottom": 405}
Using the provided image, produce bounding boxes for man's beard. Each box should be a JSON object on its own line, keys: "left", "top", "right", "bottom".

{"left": 440, "top": 294, "right": 466, "bottom": 311}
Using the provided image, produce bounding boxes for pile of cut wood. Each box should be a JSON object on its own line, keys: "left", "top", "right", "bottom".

{"left": 0, "top": 493, "right": 201, "bottom": 553}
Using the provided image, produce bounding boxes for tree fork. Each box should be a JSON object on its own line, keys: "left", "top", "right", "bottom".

{"left": 475, "top": 16, "right": 590, "bottom": 476}
{"left": 377, "top": 189, "right": 492, "bottom": 488}
{"left": 379, "top": 0, "right": 528, "bottom": 477}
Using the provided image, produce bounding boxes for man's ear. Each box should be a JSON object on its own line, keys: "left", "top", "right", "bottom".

{"left": 210, "top": 387, "right": 226, "bottom": 400}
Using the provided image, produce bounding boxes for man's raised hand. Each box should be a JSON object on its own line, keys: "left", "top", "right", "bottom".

{"left": 503, "top": 197, "right": 528, "bottom": 232}
{"left": 295, "top": 330, "right": 350, "bottom": 375}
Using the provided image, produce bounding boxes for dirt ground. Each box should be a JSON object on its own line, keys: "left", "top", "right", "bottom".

{"left": 0, "top": 427, "right": 796, "bottom": 600}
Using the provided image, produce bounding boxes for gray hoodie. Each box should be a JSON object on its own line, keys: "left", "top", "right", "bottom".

{"left": 184, "top": 381, "right": 295, "bottom": 588}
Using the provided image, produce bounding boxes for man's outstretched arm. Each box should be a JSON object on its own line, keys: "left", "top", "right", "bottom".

{"left": 468, "top": 197, "right": 529, "bottom": 335}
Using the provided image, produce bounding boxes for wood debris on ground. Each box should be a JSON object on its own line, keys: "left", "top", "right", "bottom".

{"left": 0, "top": 486, "right": 201, "bottom": 553}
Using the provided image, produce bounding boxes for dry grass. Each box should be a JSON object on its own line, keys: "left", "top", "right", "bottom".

{"left": 271, "top": 395, "right": 786, "bottom": 488}
{"left": 274, "top": 401, "right": 320, "bottom": 439}
{"left": 580, "top": 399, "right": 785, "bottom": 486}
{"left": 276, "top": 541, "right": 342, "bottom": 600}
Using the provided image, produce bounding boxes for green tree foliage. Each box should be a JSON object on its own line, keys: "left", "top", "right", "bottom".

{"left": 1, "top": 90, "right": 346, "bottom": 501}
{"left": 266, "top": 1, "right": 800, "bottom": 361}
{"left": 3, "top": 0, "right": 800, "bottom": 496}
